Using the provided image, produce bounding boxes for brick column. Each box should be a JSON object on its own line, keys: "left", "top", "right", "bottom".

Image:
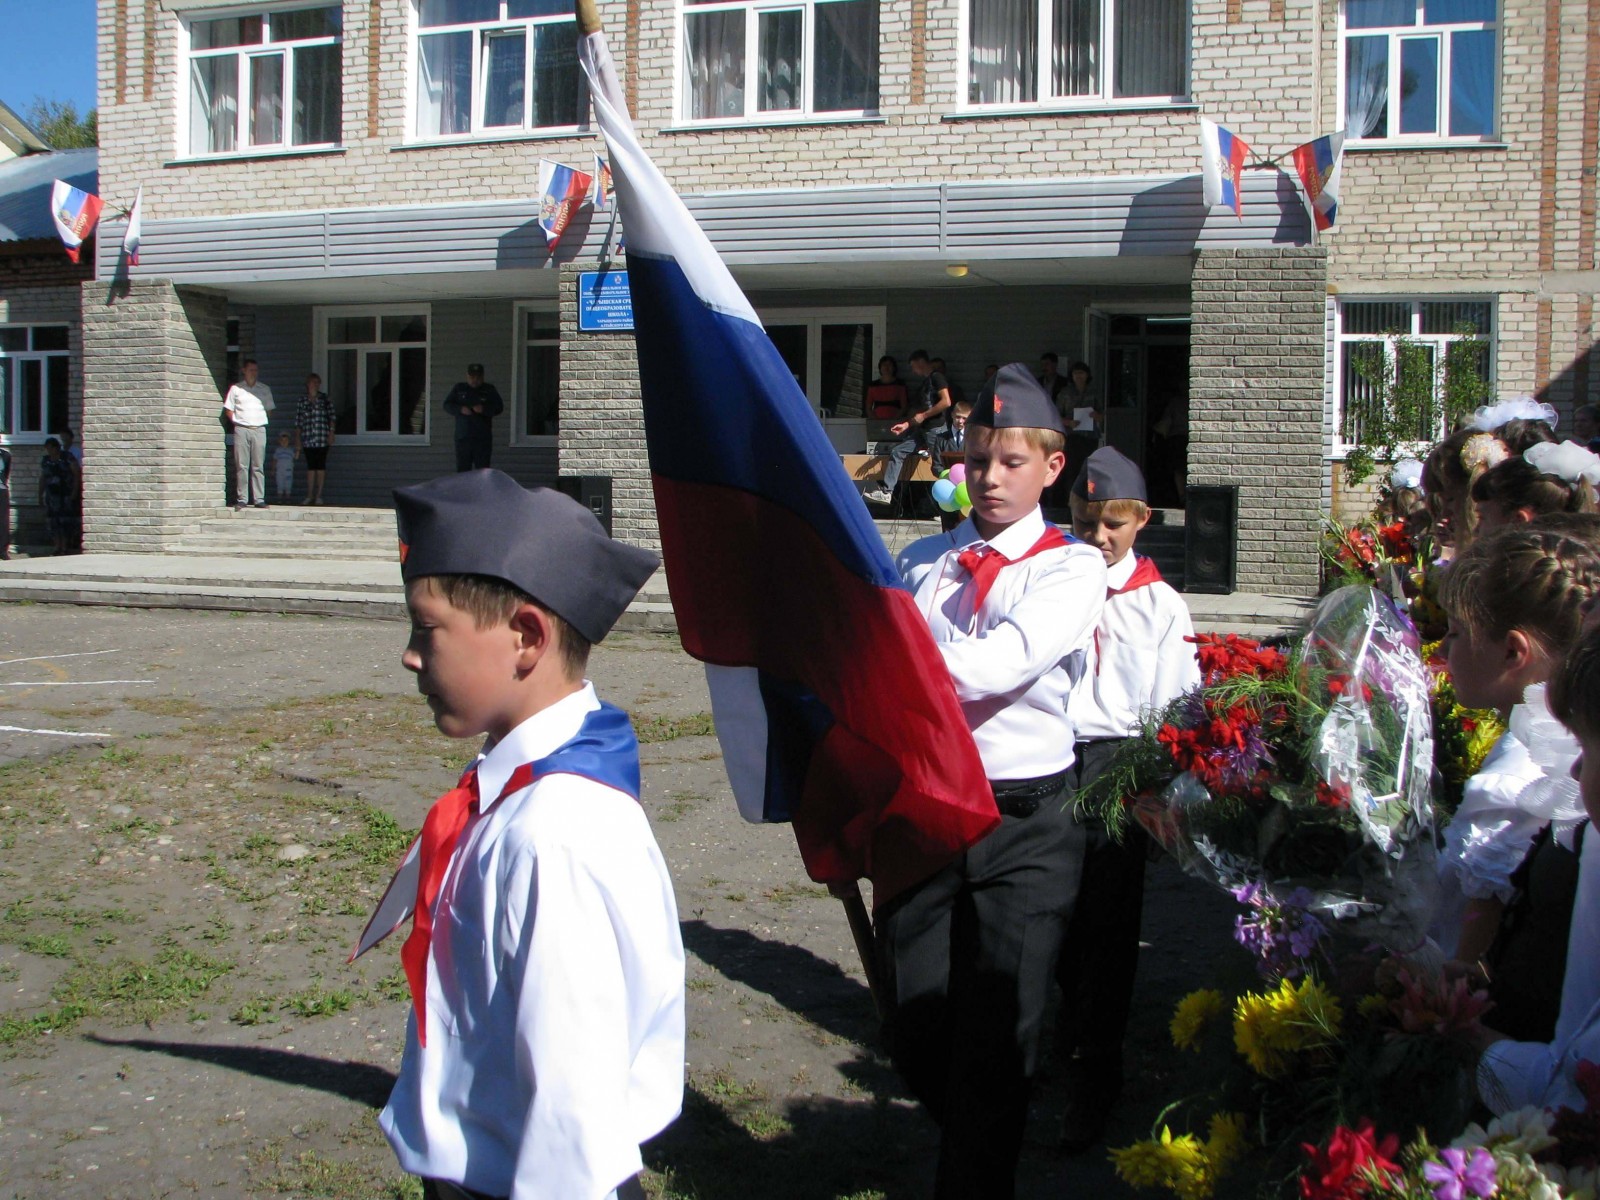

{"left": 557, "top": 263, "right": 658, "bottom": 549}
{"left": 80, "top": 279, "right": 229, "bottom": 552}
{"left": 1188, "top": 247, "right": 1328, "bottom": 597}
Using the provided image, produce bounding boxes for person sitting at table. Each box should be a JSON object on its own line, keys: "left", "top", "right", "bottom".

{"left": 867, "top": 356, "right": 910, "bottom": 420}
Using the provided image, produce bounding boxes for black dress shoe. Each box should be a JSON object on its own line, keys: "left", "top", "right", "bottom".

{"left": 1058, "top": 1055, "right": 1123, "bottom": 1156}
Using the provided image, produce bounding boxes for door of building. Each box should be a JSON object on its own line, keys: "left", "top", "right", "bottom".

{"left": 1086, "top": 310, "right": 1191, "bottom": 508}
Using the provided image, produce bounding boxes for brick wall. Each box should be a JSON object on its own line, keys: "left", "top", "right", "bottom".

{"left": 556, "top": 265, "right": 656, "bottom": 549}
{"left": 1190, "top": 247, "right": 1328, "bottom": 595}
{"left": 80, "top": 279, "right": 228, "bottom": 551}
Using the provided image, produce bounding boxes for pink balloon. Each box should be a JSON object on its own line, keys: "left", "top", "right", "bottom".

{"left": 947, "top": 464, "right": 967, "bottom": 486}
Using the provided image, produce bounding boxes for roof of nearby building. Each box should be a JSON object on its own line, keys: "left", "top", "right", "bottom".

{"left": 0, "top": 100, "right": 52, "bottom": 160}
{"left": 0, "top": 147, "right": 97, "bottom": 244}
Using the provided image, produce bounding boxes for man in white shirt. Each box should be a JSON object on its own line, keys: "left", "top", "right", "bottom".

{"left": 222, "top": 359, "right": 275, "bottom": 509}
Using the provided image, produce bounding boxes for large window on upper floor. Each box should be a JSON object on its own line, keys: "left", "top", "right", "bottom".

{"left": 414, "top": 0, "right": 584, "bottom": 138}
{"left": 1341, "top": 0, "right": 1497, "bottom": 144}
{"left": 680, "top": 0, "right": 879, "bottom": 123}
{"left": 964, "top": 0, "right": 1188, "bottom": 109}
{"left": 186, "top": 6, "right": 342, "bottom": 156}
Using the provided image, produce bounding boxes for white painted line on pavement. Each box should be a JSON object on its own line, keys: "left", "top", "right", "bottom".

{"left": 0, "top": 649, "right": 127, "bottom": 667}
{"left": 0, "top": 725, "right": 114, "bottom": 739}
{"left": 0, "top": 680, "right": 155, "bottom": 687}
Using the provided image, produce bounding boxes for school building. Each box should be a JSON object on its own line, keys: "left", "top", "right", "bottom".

{"left": 2, "top": 0, "right": 1595, "bottom": 595}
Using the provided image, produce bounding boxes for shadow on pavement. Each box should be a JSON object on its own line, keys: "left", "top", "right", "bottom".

{"left": 85, "top": 1034, "right": 397, "bottom": 1108}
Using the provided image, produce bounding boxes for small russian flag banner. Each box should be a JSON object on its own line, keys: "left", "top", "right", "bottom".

{"left": 1198, "top": 117, "right": 1251, "bottom": 219}
{"left": 123, "top": 186, "right": 143, "bottom": 265}
{"left": 1291, "top": 131, "right": 1345, "bottom": 232}
{"left": 589, "top": 153, "right": 613, "bottom": 211}
{"left": 536, "top": 158, "right": 593, "bottom": 249}
{"left": 576, "top": 20, "right": 998, "bottom": 905}
{"left": 50, "top": 179, "right": 104, "bottom": 263}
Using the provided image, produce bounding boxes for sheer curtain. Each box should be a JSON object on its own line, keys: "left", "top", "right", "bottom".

{"left": 757, "top": 9, "right": 802, "bottom": 111}
{"left": 1112, "top": 0, "right": 1184, "bottom": 97}
{"left": 1051, "top": 0, "right": 1099, "bottom": 97}
{"left": 814, "top": 0, "right": 878, "bottom": 111}
{"left": 1344, "top": 36, "right": 1388, "bottom": 138}
{"left": 530, "top": 23, "right": 583, "bottom": 127}
{"left": 969, "top": 0, "right": 1037, "bottom": 104}
{"left": 191, "top": 56, "right": 239, "bottom": 153}
{"left": 417, "top": 32, "right": 472, "bottom": 135}
{"left": 684, "top": 10, "right": 745, "bottom": 118}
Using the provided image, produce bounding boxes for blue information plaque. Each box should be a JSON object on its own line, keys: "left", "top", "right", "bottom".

{"left": 576, "top": 270, "right": 634, "bottom": 332}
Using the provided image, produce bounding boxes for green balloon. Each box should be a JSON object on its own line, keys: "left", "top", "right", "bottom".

{"left": 953, "top": 482, "right": 970, "bottom": 508}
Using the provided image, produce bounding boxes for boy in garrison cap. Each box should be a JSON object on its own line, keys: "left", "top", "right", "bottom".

{"left": 884, "top": 364, "right": 1107, "bottom": 1198}
{"left": 360, "top": 469, "right": 685, "bottom": 1200}
{"left": 1055, "top": 446, "right": 1199, "bottom": 1153}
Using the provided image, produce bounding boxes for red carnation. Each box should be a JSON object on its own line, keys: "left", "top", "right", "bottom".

{"left": 1299, "top": 1121, "right": 1401, "bottom": 1200}
{"left": 1315, "top": 781, "right": 1351, "bottom": 809}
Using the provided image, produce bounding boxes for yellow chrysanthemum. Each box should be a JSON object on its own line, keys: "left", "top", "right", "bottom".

{"left": 1233, "top": 977, "right": 1343, "bottom": 1077}
{"left": 1357, "top": 992, "right": 1391, "bottom": 1020}
{"left": 1111, "top": 1131, "right": 1183, "bottom": 1189}
{"left": 1170, "top": 989, "right": 1227, "bottom": 1052}
{"left": 1205, "top": 1111, "right": 1249, "bottom": 1171}
{"left": 1110, "top": 1127, "right": 1216, "bottom": 1199}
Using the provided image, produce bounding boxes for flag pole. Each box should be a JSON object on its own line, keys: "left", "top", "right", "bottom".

{"left": 829, "top": 881, "right": 887, "bottom": 1021}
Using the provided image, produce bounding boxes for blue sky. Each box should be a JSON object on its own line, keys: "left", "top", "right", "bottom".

{"left": 0, "top": 0, "right": 99, "bottom": 119}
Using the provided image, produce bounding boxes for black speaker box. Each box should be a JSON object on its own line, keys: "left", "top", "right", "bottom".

{"left": 556, "top": 475, "right": 613, "bottom": 536}
{"left": 1184, "top": 485, "right": 1238, "bottom": 594}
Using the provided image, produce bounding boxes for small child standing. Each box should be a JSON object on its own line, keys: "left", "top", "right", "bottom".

{"left": 1056, "top": 446, "right": 1200, "bottom": 1153}
{"left": 883, "top": 364, "right": 1107, "bottom": 1198}
{"left": 1434, "top": 527, "right": 1600, "bottom": 968}
{"left": 272, "top": 432, "right": 295, "bottom": 503}
{"left": 364, "top": 470, "right": 685, "bottom": 1200}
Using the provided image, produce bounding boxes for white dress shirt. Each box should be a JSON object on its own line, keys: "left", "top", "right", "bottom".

{"left": 223, "top": 380, "right": 275, "bottom": 427}
{"left": 1479, "top": 822, "right": 1600, "bottom": 1113}
{"left": 897, "top": 507, "right": 1107, "bottom": 780}
{"left": 381, "top": 684, "right": 686, "bottom": 1200}
{"left": 1068, "top": 553, "right": 1200, "bottom": 742}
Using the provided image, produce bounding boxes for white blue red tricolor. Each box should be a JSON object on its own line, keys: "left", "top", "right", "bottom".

{"left": 536, "top": 159, "right": 593, "bottom": 249}
{"left": 1199, "top": 117, "right": 1251, "bottom": 219}
{"left": 1291, "top": 132, "right": 1345, "bottom": 232}
{"left": 122, "top": 186, "right": 143, "bottom": 265}
{"left": 50, "top": 180, "right": 104, "bottom": 263}
{"left": 575, "top": 23, "right": 998, "bottom": 906}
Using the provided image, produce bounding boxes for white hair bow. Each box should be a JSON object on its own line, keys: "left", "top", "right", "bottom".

{"left": 1524, "top": 439, "right": 1600, "bottom": 487}
{"left": 1469, "top": 396, "right": 1559, "bottom": 432}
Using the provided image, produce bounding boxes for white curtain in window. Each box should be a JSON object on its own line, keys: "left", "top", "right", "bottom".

{"left": 684, "top": 10, "right": 745, "bottom": 119}
{"left": 1345, "top": 35, "right": 1389, "bottom": 137}
{"left": 191, "top": 56, "right": 239, "bottom": 152}
{"left": 814, "top": 0, "right": 877, "bottom": 111}
{"left": 484, "top": 30, "right": 527, "bottom": 126}
{"left": 417, "top": 31, "right": 472, "bottom": 135}
{"left": 250, "top": 54, "right": 285, "bottom": 145}
{"left": 1051, "top": 0, "right": 1099, "bottom": 97}
{"left": 970, "top": 0, "right": 1037, "bottom": 104}
{"left": 530, "top": 23, "right": 582, "bottom": 127}
{"left": 757, "top": 9, "right": 803, "bottom": 112}
{"left": 1112, "top": 0, "right": 1184, "bottom": 97}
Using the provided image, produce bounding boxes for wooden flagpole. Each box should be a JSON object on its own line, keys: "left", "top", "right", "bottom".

{"left": 830, "top": 881, "right": 887, "bottom": 1021}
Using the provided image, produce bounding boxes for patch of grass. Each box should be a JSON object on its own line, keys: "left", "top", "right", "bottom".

{"left": 126, "top": 695, "right": 205, "bottom": 718}
{"left": 19, "top": 933, "right": 71, "bottom": 958}
{"left": 762, "top": 882, "right": 831, "bottom": 906}
{"left": 231, "top": 996, "right": 273, "bottom": 1026}
{"left": 656, "top": 791, "right": 704, "bottom": 824}
{"left": 739, "top": 1109, "right": 793, "bottom": 1140}
{"left": 685, "top": 977, "right": 716, "bottom": 993}
{"left": 331, "top": 804, "right": 414, "bottom": 870}
{"left": 634, "top": 712, "right": 716, "bottom": 743}
{"left": 101, "top": 746, "right": 143, "bottom": 765}
{"left": 281, "top": 983, "right": 356, "bottom": 1019}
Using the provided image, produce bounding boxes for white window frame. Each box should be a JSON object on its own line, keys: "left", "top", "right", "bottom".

{"left": 1332, "top": 295, "right": 1495, "bottom": 456}
{"left": 180, "top": 4, "right": 343, "bottom": 159}
{"left": 0, "top": 325, "right": 72, "bottom": 446}
{"left": 1338, "top": 0, "right": 1498, "bottom": 146}
{"left": 754, "top": 305, "right": 886, "bottom": 415}
{"left": 408, "top": 0, "right": 586, "bottom": 142}
{"left": 675, "top": 0, "right": 880, "bottom": 125}
{"left": 313, "top": 304, "right": 433, "bottom": 445}
{"left": 958, "top": 0, "right": 1191, "bottom": 113}
{"left": 511, "top": 302, "right": 561, "bottom": 446}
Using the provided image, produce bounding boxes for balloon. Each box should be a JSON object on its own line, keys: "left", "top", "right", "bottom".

{"left": 931, "top": 479, "right": 958, "bottom": 509}
{"left": 938, "top": 469, "right": 951, "bottom": 481}
{"left": 938, "top": 495, "right": 961, "bottom": 513}
{"left": 960, "top": 505, "right": 972, "bottom": 518}
{"left": 947, "top": 464, "right": 967, "bottom": 486}
{"left": 953, "top": 482, "right": 970, "bottom": 509}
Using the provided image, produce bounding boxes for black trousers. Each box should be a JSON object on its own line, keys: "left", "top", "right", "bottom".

{"left": 1054, "top": 739, "right": 1147, "bottom": 1066}
{"left": 455, "top": 436, "right": 493, "bottom": 472}
{"left": 0, "top": 490, "right": 9, "bottom": 558}
{"left": 876, "top": 779, "right": 1085, "bottom": 1200}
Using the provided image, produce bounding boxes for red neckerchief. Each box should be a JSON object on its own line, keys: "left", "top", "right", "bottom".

{"left": 955, "top": 525, "right": 1069, "bottom": 611}
{"left": 1095, "top": 555, "right": 1165, "bottom": 672}
{"left": 400, "top": 761, "right": 533, "bottom": 1046}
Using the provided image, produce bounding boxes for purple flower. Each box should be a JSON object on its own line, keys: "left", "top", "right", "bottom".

{"left": 1231, "top": 883, "right": 1331, "bottom": 979}
{"left": 1422, "top": 1147, "right": 1496, "bottom": 1200}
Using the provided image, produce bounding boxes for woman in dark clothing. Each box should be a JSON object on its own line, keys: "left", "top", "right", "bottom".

{"left": 38, "top": 436, "right": 79, "bottom": 555}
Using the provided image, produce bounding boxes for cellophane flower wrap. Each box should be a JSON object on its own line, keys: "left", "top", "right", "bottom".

{"left": 1078, "top": 585, "right": 1438, "bottom": 949}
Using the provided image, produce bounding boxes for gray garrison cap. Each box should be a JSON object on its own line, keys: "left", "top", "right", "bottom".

{"left": 394, "top": 469, "right": 659, "bottom": 643}
{"left": 970, "top": 362, "right": 1067, "bottom": 435}
{"left": 1072, "top": 446, "right": 1148, "bottom": 503}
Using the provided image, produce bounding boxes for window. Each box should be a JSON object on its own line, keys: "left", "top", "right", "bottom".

{"left": 0, "top": 326, "right": 71, "bottom": 442}
{"left": 965, "top": 0, "right": 1187, "bottom": 108}
{"left": 1341, "top": 0, "right": 1496, "bottom": 143}
{"left": 1335, "top": 298, "right": 1493, "bottom": 449}
{"left": 515, "top": 307, "right": 561, "bottom": 440}
{"left": 317, "top": 308, "right": 431, "bottom": 441}
{"left": 756, "top": 307, "right": 884, "bottom": 415}
{"left": 186, "top": 7, "right": 342, "bottom": 156}
{"left": 226, "top": 317, "right": 243, "bottom": 387}
{"left": 681, "top": 0, "right": 879, "bottom": 122}
{"left": 414, "top": 0, "right": 584, "bottom": 138}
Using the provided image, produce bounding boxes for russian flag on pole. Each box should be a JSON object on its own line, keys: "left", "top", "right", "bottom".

{"left": 536, "top": 158, "right": 593, "bottom": 249}
{"left": 588, "top": 153, "right": 613, "bottom": 211}
{"left": 50, "top": 180, "right": 104, "bottom": 263}
{"left": 576, "top": 20, "right": 998, "bottom": 906}
{"left": 1198, "top": 117, "right": 1250, "bottom": 219}
{"left": 123, "top": 186, "right": 144, "bottom": 265}
{"left": 1290, "top": 131, "right": 1345, "bottom": 231}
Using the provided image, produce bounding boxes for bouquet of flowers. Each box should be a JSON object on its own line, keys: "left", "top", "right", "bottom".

{"left": 1321, "top": 517, "right": 1419, "bottom": 598}
{"left": 1078, "top": 585, "right": 1438, "bottom": 948}
{"left": 1423, "top": 638, "right": 1507, "bottom": 822}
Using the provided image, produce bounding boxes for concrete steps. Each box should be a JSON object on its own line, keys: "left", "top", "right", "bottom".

{"left": 167, "top": 505, "right": 397, "bottom": 560}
